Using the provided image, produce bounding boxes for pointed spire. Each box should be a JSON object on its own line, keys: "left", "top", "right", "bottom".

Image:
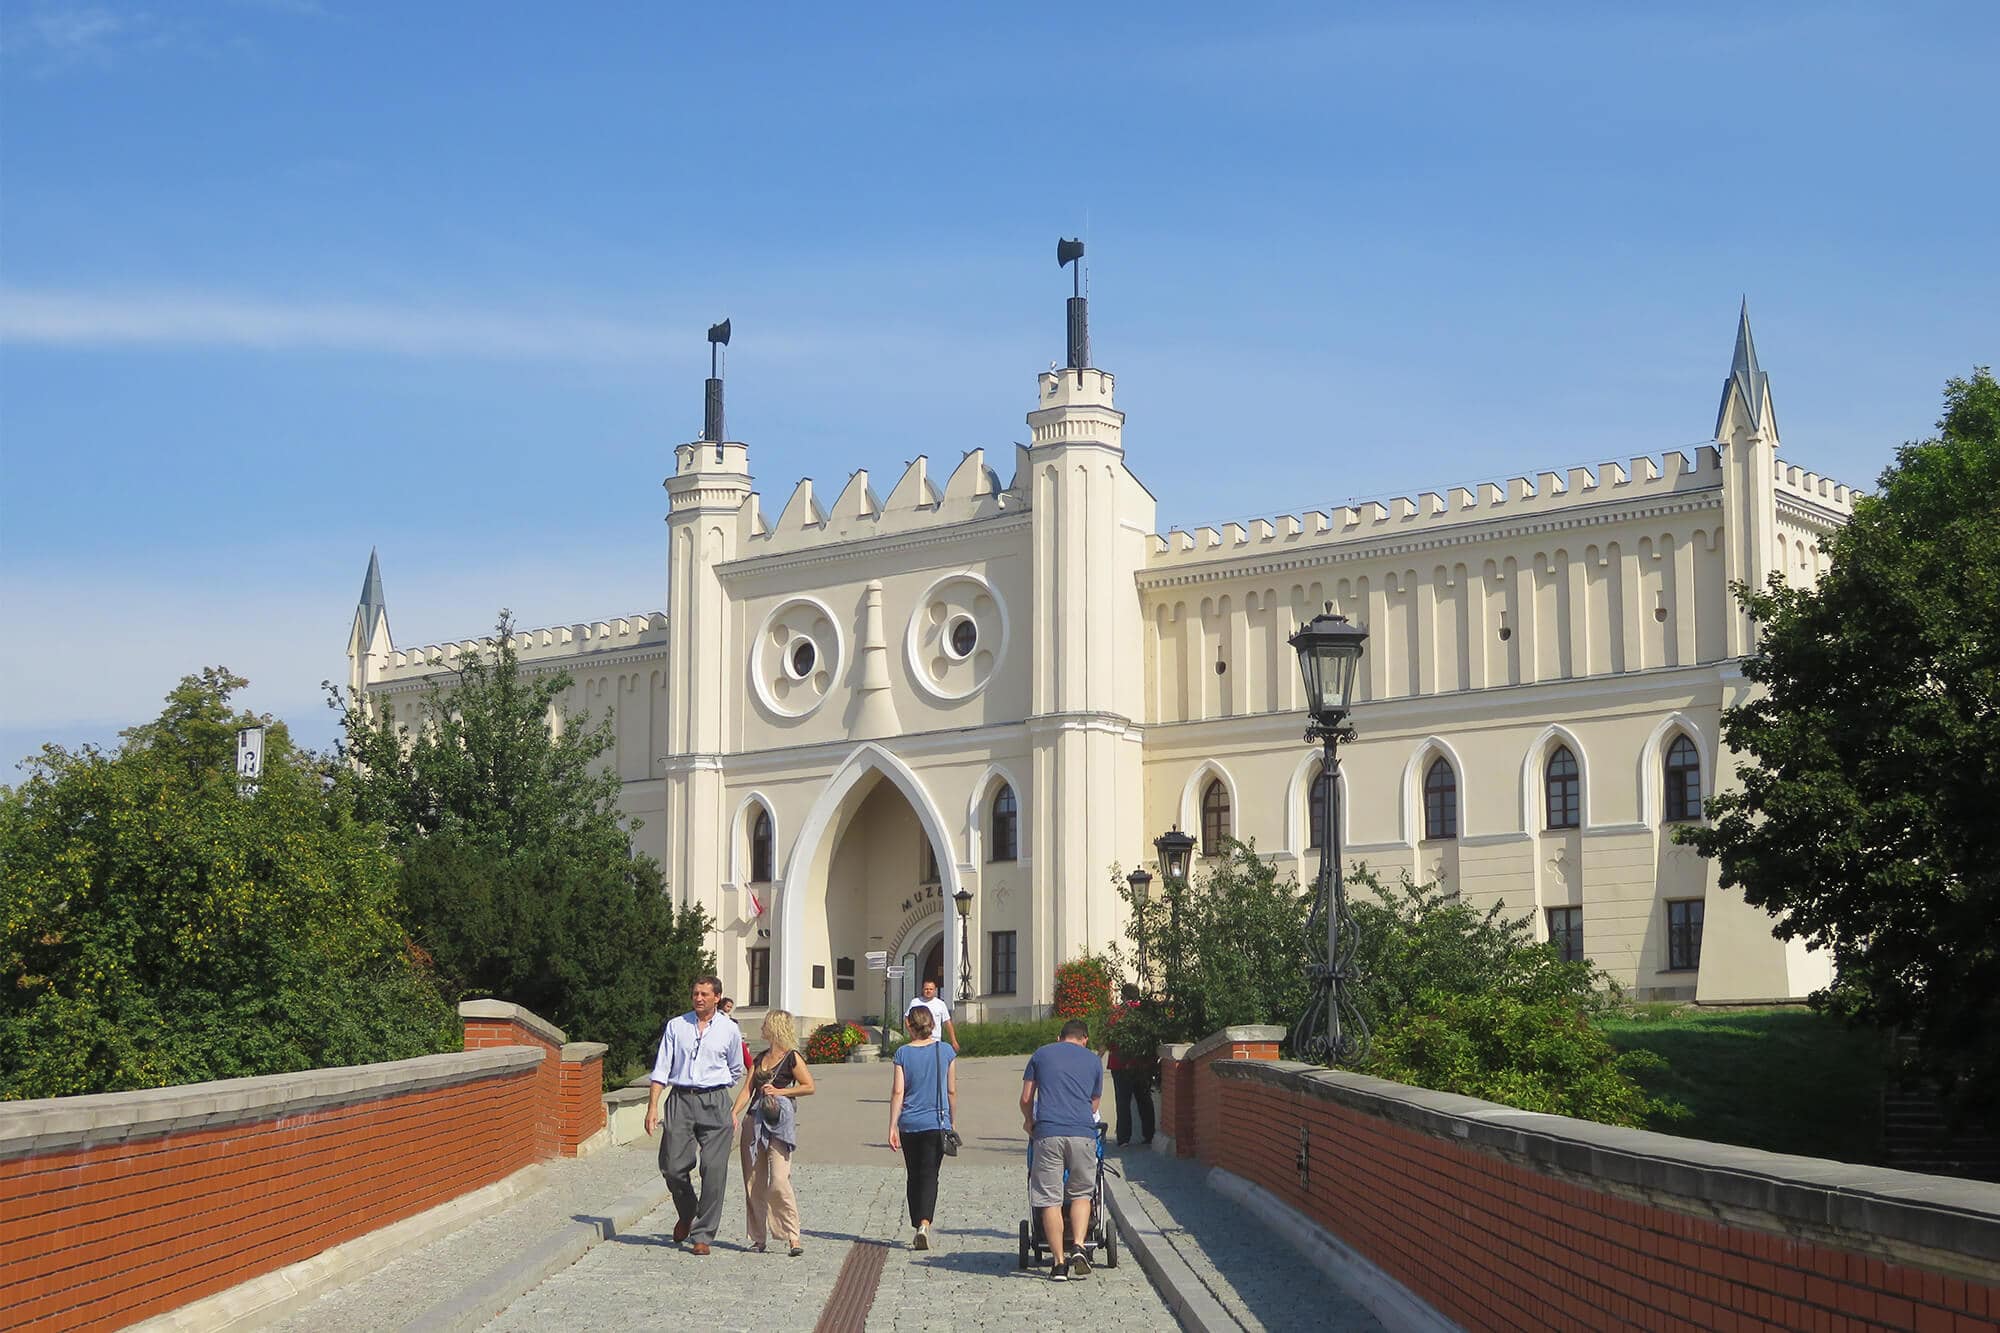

{"left": 357, "top": 548, "right": 388, "bottom": 645}
{"left": 1714, "top": 298, "right": 1776, "bottom": 440}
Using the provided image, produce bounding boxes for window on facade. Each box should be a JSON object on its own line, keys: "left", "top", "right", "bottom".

{"left": 1663, "top": 734, "right": 1702, "bottom": 823}
{"left": 1307, "top": 765, "right": 1335, "bottom": 850}
{"left": 989, "top": 930, "right": 1018, "bottom": 995}
{"left": 747, "top": 947, "right": 770, "bottom": 1007}
{"left": 1423, "top": 757, "right": 1458, "bottom": 840}
{"left": 1668, "top": 899, "right": 1705, "bottom": 971}
{"left": 920, "top": 837, "right": 940, "bottom": 886}
{"left": 1545, "top": 746, "right": 1580, "bottom": 830}
{"left": 1546, "top": 906, "right": 1583, "bottom": 963}
{"left": 749, "top": 808, "right": 773, "bottom": 883}
{"left": 1200, "top": 778, "right": 1231, "bottom": 856}
{"left": 989, "top": 785, "right": 1018, "bottom": 862}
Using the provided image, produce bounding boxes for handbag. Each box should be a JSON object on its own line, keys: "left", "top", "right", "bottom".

{"left": 933, "top": 1043, "right": 961, "bottom": 1156}
{"left": 755, "top": 1050, "right": 791, "bottom": 1127}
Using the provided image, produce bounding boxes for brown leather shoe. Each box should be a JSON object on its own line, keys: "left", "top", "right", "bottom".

{"left": 672, "top": 1218, "right": 691, "bottom": 1244}
{"left": 689, "top": 1242, "right": 711, "bottom": 1256}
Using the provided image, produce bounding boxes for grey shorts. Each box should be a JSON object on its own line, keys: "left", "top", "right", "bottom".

{"left": 1028, "top": 1135, "right": 1096, "bottom": 1209}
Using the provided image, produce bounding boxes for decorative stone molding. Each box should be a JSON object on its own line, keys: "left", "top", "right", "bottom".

{"left": 458, "top": 998, "right": 567, "bottom": 1048}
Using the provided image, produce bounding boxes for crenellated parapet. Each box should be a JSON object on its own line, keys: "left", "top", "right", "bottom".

{"left": 375, "top": 612, "right": 669, "bottom": 682}
{"left": 1144, "top": 447, "right": 1729, "bottom": 573}
{"left": 732, "top": 447, "right": 1028, "bottom": 558}
{"left": 1773, "top": 459, "right": 1860, "bottom": 518}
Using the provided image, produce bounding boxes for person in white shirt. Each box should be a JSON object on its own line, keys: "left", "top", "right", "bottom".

{"left": 645, "top": 975, "right": 746, "bottom": 1254}
{"left": 908, "top": 979, "right": 960, "bottom": 1054}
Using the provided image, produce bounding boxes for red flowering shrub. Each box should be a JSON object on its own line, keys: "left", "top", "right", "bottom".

{"left": 1053, "top": 955, "right": 1114, "bottom": 1020}
{"left": 804, "top": 1020, "right": 870, "bottom": 1065}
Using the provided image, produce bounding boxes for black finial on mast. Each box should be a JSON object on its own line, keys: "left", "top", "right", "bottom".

{"left": 702, "top": 319, "right": 731, "bottom": 448}
{"left": 1057, "top": 238, "right": 1087, "bottom": 378}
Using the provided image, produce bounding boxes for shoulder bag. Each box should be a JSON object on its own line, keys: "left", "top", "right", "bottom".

{"left": 933, "top": 1043, "right": 961, "bottom": 1156}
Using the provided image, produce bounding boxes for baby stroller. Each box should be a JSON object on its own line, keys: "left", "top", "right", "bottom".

{"left": 1017, "top": 1122, "right": 1120, "bottom": 1270}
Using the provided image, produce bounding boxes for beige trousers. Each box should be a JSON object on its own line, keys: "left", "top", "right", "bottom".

{"left": 740, "top": 1134, "right": 799, "bottom": 1249}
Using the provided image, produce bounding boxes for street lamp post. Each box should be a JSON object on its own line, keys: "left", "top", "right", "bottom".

{"left": 1126, "top": 867, "right": 1155, "bottom": 992}
{"left": 953, "top": 887, "right": 975, "bottom": 1003}
{"left": 1153, "top": 827, "right": 1195, "bottom": 1003}
{"left": 1288, "top": 605, "right": 1370, "bottom": 1065}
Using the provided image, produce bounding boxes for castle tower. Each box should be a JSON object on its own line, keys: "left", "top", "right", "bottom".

{"left": 1715, "top": 300, "right": 1781, "bottom": 657}
{"left": 345, "top": 548, "right": 393, "bottom": 701}
{"left": 663, "top": 321, "right": 753, "bottom": 925}
{"left": 1023, "top": 241, "right": 1155, "bottom": 995}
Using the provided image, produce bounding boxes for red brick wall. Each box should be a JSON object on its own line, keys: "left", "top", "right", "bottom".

{"left": 1158, "top": 1049, "right": 1196, "bottom": 1156}
{"left": 463, "top": 1016, "right": 560, "bottom": 1159}
{"left": 0, "top": 1065, "right": 540, "bottom": 1333}
{"left": 1162, "top": 1049, "right": 2000, "bottom": 1333}
{"left": 558, "top": 1050, "right": 606, "bottom": 1155}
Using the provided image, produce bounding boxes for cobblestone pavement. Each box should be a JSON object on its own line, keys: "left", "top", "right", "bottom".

{"left": 1115, "top": 1147, "right": 1383, "bottom": 1333}
{"left": 488, "top": 1161, "right": 1174, "bottom": 1333}
{"left": 265, "top": 1139, "right": 664, "bottom": 1333}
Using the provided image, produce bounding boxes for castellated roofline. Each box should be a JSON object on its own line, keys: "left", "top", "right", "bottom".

{"left": 1144, "top": 446, "right": 1860, "bottom": 569}
{"left": 377, "top": 612, "right": 668, "bottom": 680}
{"left": 739, "top": 447, "right": 1022, "bottom": 555}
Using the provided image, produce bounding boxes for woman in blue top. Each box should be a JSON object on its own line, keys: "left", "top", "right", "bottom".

{"left": 887, "top": 1003, "right": 958, "bottom": 1250}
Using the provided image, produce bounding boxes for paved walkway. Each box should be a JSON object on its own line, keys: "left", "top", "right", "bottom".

{"left": 266, "top": 1055, "right": 1381, "bottom": 1332}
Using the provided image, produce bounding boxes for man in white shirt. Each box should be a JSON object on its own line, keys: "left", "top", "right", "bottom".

{"left": 908, "top": 979, "right": 960, "bottom": 1054}
{"left": 645, "top": 975, "right": 746, "bottom": 1254}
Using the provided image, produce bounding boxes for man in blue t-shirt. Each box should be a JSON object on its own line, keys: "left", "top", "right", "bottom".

{"left": 1020, "top": 1019, "right": 1104, "bottom": 1281}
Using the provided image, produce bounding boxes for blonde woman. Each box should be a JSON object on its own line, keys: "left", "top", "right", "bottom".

{"left": 732, "top": 1009, "right": 815, "bottom": 1255}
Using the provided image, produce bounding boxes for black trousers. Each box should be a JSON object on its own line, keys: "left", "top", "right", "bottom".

{"left": 901, "top": 1129, "right": 945, "bottom": 1226}
{"left": 1111, "top": 1069, "right": 1156, "bottom": 1145}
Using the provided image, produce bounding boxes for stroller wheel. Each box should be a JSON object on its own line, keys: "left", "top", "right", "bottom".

{"left": 1018, "top": 1218, "right": 1032, "bottom": 1270}
{"left": 1103, "top": 1220, "right": 1119, "bottom": 1268}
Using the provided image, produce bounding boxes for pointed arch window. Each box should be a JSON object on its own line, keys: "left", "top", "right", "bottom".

{"left": 1546, "top": 746, "right": 1580, "bottom": 830}
{"left": 1423, "top": 757, "right": 1458, "bottom": 840}
{"left": 1663, "top": 735, "right": 1701, "bottom": 823}
{"left": 1307, "top": 765, "right": 1335, "bottom": 850}
{"left": 749, "top": 807, "right": 773, "bottom": 884}
{"left": 920, "top": 836, "right": 941, "bottom": 886}
{"left": 989, "top": 784, "right": 1018, "bottom": 863}
{"left": 1200, "top": 778, "right": 1231, "bottom": 857}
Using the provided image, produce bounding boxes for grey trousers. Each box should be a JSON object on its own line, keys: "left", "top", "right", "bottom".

{"left": 661, "top": 1085, "right": 736, "bottom": 1244}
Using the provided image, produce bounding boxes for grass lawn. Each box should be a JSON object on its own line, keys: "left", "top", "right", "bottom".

{"left": 1602, "top": 1005, "right": 1888, "bottom": 1165}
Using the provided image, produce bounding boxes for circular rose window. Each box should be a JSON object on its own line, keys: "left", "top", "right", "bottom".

{"left": 753, "top": 599, "right": 842, "bottom": 718}
{"left": 906, "top": 573, "right": 1007, "bottom": 701}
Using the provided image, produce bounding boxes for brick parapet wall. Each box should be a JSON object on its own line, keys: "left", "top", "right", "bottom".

{"left": 1158, "top": 1028, "right": 1282, "bottom": 1160}
{"left": 458, "top": 1000, "right": 568, "bottom": 1160}
{"left": 558, "top": 1042, "right": 609, "bottom": 1154}
{"left": 1160, "top": 1040, "right": 2000, "bottom": 1333}
{"left": 0, "top": 1048, "right": 542, "bottom": 1333}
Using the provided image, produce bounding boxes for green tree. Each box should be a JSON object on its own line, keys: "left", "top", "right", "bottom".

{"left": 1682, "top": 369, "right": 2000, "bottom": 1116}
{"left": 334, "top": 614, "right": 712, "bottom": 1072}
{"left": 0, "top": 669, "right": 456, "bottom": 1100}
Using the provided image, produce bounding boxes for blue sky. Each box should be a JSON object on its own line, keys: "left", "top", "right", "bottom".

{"left": 2, "top": 2, "right": 1994, "bottom": 762}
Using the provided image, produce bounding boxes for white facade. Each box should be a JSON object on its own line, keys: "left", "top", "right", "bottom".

{"left": 349, "top": 294, "right": 1853, "bottom": 1024}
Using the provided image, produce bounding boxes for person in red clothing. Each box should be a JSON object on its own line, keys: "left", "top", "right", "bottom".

{"left": 719, "top": 998, "right": 754, "bottom": 1070}
{"left": 1103, "top": 983, "right": 1156, "bottom": 1147}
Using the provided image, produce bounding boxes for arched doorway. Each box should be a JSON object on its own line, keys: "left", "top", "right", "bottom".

{"left": 777, "top": 744, "right": 963, "bottom": 1018}
{"left": 921, "top": 938, "right": 944, "bottom": 994}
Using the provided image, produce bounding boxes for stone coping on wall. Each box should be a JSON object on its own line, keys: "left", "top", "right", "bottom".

{"left": 459, "top": 998, "right": 568, "bottom": 1048}
{"left": 1216, "top": 1059, "right": 2000, "bottom": 1273}
{"left": 1182, "top": 1026, "right": 1286, "bottom": 1064}
{"left": 561, "top": 1042, "right": 609, "bottom": 1062}
{"left": 0, "top": 1047, "right": 544, "bottom": 1161}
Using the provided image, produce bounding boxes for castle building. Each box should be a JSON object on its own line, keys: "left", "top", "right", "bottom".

{"left": 348, "top": 271, "right": 1856, "bottom": 1026}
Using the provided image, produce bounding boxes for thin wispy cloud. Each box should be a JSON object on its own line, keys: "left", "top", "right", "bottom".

{"left": 0, "top": 288, "right": 681, "bottom": 364}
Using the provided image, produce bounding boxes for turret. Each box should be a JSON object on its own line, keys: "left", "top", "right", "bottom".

{"left": 345, "top": 548, "right": 392, "bottom": 698}
{"left": 1715, "top": 300, "right": 1780, "bottom": 656}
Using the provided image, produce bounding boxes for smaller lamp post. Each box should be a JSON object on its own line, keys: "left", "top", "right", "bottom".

{"left": 1288, "top": 605, "right": 1370, "bottom": 1065}
{"left": 953, "top": 887, "right": 975, "bottom": 1003}
{"left": 1126, "top": 867, "right": 1156, "bottom": 991}
{"left": 1153, "top": 826, "right": 1196, "bottom": 1002}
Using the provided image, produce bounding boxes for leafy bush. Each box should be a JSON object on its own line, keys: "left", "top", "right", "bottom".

{"left": 1346, "top": 867, "right": 1679, "bottom": 1126}
{"left": 0, "top": 669, "right": 457, "bottom": 1099}
{"left": 1105, "top": 840, "right": 1313, "bottom": 1043}
{"left": 804, "top": 1020, "right": 869, "bottom": 1065}
{"left": 1053, "top": 955, "right": 1114, "bottom": 1020}
{"left": 955, "top": 1018, "right": 1066, "bottom": 1057}
{"left": 1091, "top": 995, "right": 1170, "bottom": 1067}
